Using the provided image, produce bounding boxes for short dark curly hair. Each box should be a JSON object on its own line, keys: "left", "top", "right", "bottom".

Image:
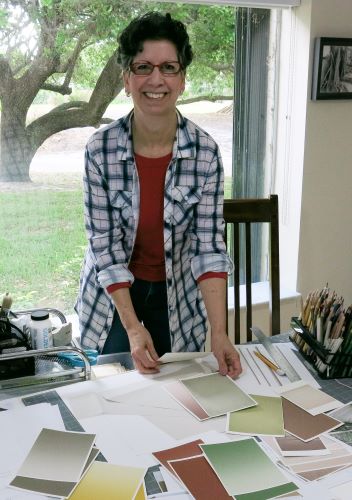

{"left": 117, "top": 11, "right": 193, "bottom": 71}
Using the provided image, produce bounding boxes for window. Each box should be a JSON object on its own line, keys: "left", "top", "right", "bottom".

{"left": 0, "top": 1, "right": 286, "bottom": 316}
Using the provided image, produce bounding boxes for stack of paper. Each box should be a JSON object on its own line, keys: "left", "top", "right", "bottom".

{"left": 8, "top": 427, "right": 146, "bottom": 499}
{"left": 254, "top": 382, "right": 352, "bottom": 484}
{"left": 9, "top": 428, "right": 97, "bottom": 497}
{"left": 153, "top": 437, "right": 299, "bottom": 499}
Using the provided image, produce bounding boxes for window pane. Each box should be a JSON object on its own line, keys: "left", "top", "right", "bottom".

{"left": 0, "top": 3, "right": 279, "bottom": 314}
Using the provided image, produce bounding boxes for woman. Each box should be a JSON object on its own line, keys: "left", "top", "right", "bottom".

{"left": 76, "top": 12, "right": 242, "bottom": 377}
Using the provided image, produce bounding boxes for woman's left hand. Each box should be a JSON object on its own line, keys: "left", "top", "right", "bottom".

{"left": 211, "top": 333, "right": 242, "bottom": 378}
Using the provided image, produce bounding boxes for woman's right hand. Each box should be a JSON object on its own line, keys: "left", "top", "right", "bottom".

{"left": 127, "top": 323, "right": 160, "bottom": 374}
{"left": 110, "top": 288, "right": 160, "bottom": 374}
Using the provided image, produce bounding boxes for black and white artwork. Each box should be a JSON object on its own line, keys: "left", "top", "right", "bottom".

{"left": 312, "top": 37, "right": 352, "bottom": 100}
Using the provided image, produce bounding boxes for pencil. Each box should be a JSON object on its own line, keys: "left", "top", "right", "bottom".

{"left": 254, "top": 350, "right": 285, "bottom": 376}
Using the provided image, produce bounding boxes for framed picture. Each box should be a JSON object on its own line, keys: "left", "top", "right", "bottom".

{"left": 311, "top": 37, "right": 352, "bottom": 100}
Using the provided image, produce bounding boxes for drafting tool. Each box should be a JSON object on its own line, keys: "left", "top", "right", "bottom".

{"left": 22, "top": 389, "right": 86, "bottom": 432}
{"left": 254, "top": 349, "right": 285, "bottom": 376}
{"left": 251, "top": 327, "right": 301, "bottom": 382}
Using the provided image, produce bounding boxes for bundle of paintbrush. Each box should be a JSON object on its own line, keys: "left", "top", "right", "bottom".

{"left": 291, "top": 286, "right": 352, "bottom": 377}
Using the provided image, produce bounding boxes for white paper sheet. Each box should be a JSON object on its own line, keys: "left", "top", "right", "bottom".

{"left": 158, "top": 352, "right": 211, "bottom": 363}
{"left": 235, "top": 343, "right": 321, "bottom": 393}
{"left": 276, "top": 381, "right": 344, "bottom": 415}
{"left": 80, "top": 414, "right": 176, "bottom": 466}
{"left": 0, "top": 403, "right": 64, "bottom": 500}
{"left": 0, "top": 404, "right": 64, "bottom": 474}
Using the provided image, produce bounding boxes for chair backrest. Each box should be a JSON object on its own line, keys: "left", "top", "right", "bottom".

{"left": 223, "top": 194, "right": 280, "bottom": 344}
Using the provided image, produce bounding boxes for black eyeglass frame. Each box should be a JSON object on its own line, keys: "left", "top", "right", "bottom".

{"left": 129, "top": 60, "right": 183, "bottom": 76}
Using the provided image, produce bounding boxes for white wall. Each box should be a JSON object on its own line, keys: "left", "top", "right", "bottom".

{"left": 299, "top": 0, "right": 352, "bottom": 304}
{"left": 276, "top": 0, "right": 352, "bottom": 305}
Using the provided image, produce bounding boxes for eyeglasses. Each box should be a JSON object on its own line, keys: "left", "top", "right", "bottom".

{"left": 129, "top": 61, "right": 183, "bottom": 76}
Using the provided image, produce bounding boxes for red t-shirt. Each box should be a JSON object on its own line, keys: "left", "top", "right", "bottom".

{"left": 106, "top": 152, "right": 226, "bottom": 294}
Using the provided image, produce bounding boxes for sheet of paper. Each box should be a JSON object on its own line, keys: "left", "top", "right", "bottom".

{"left": 151, "top": 358, "right": 217, "bottom": 380}
{"left": 200, "top": 438, "right": 298, "bottom": 498}
{"left": 317, "top": 464, "right": 352, "bottom": 491}
{"left": 272, "top": 434, "right": 352, "bottom": 483}
{"left": 277, "top": 381, "right": 344, "bottom": 415}
{"left": 168, "top": 455, "right": 232, "bottom": 499}
{"left": 163, "top": 380, "right": 210, "bottom": 420}
{"left": 75, "top": 390, "right": 226, "bottom": 442}
{"left": 158, "top": 352, "right": 211, "bottom": 363}
{"left": 282, "top": 398, "right": 343, "bottom": 441}
{"left": 10, "top": 428, "right": 96, "bottom": 498}
{"left": 14, "top": 428, "right": 96, "bottom": 483}
{"left": 80, "top": 414, "right": 175, "bottom": 466}
{"left": 142, "top": 409, "right": 227, "bottom": 441}
{"left": 235, "top": 343, "right": 321, "bottom": 393}
{"left": 134, "top": 483, "right": 147, "bottom": 500}
{"left": 179, "top": 373, "right": 257, "bottom": 418}
{"left": 274, "top": 435, "right": 329, "bottom": 457}
{"left": 152, "top": 439, "right": 204, "bottom": 475}
{"left": 329, "top": 401, "right": 352, "bottom": 426}
{"left": 281, "top": 435, "right": 351, "bottom": 464}
{"left": 67, "top": 461, "right": 146, "bottom": 500}
{"left": 8, "top": 447, "right": 99, "bottom": 500}
{"left": 226, "top": 394, "right": 284, "bottom": 436}
{"left": 329, "top": 479, "right": 352, "bottom": 500}
{"left": 70, "top": 388, "right": 183, "bottom": 421}
{"left": 298, "top": 465, "right": 349, "bottom": 482}
{"left": 0, "top": 403, "right": 64, "bottom": 475}
{"left": 292, "top": 454, "right": 352, "bottom": 474}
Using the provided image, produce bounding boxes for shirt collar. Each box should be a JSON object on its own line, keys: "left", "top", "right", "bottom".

{"left": 115, "top": 109, "right": 196, "bottom": 162}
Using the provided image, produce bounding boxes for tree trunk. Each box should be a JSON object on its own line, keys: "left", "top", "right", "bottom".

{"left": 0, "top": 51, "right": 123, "bottom": 182}
{"left": 0, "top": 109, "right": 35, "bottom": 182}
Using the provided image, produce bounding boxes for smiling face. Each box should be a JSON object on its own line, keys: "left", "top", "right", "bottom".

{"left": 123, "top": 39, "right": 185, "bottom": 120}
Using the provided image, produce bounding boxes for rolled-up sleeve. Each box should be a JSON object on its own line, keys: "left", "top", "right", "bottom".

{"left": 190, "top": 146, "right": 233, "bottom": 280}
{"left": 83, "top": 142, "right": 134, "bottom": 288}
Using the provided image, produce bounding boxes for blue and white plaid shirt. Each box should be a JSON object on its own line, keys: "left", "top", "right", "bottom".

{"left": 75, "top": 110, "right": 232, "bottom": 352}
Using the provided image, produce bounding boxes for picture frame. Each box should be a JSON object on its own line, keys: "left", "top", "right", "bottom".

{"left": 311, "top": 37, "right": 352, "bottom": 100}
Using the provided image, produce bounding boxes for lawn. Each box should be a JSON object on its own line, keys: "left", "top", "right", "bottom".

{"left": 0, "top": 190, "right": 86, "bottom": 314}
{"left": 0, "top": 178, "right": 233, "bottom": 314}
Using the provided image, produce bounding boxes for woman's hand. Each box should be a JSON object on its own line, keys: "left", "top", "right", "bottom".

{"left": 110, "top": 287, "right": 160, "bottom": 374}
{"left": 198, "top": 278, "right": 242, "bottom": 378}
{"left": 127, "top": 323, "right": 160, "bottom": 374}
{"left": 211, "top": 333, "right": 242, "bottom": 378}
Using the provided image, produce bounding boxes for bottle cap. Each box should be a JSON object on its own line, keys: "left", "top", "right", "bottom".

{"left": 30, "top": 310, "right": 49, "bottom": 321}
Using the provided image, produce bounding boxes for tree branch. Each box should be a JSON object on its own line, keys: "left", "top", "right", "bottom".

{"left": 88, "top": 50, "right": 123, "bottom": 119}
{"left": 26, "top": 50, "right": 124, "bottom": 149}
{"left": 40, "top": 83, "right": 73, "bottom": 95}
{"left": 0, "top": 55, "right": 14, "bottom": 95}
{"left": 57, "top": 33, "right": 90, "bottom": 90}
{"left": 177, "top": 95, "right": 233, "bottom": 105}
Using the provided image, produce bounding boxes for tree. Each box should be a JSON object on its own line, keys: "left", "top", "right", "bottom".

{"left": 0, "top": 1, "right": 235, "bottom": 182}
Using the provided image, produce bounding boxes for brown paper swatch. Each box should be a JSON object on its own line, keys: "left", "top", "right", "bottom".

{"left": 282, "top": 398, "right": 342, "bottom": 441}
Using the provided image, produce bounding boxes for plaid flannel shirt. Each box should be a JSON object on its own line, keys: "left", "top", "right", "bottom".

{"left": 75, "top": 110, "right": 233, "bottom": 352}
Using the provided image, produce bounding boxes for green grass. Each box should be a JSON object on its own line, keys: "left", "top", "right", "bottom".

{"left": 0, "top": 177, "right": 233, "bottom": 314}
{"left": 0, "top": 190, "right": 86, "bottom": 314}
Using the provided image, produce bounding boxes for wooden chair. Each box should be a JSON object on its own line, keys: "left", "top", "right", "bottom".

{"left": 223, "top": 194, "right": 280, "bottom": 344}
